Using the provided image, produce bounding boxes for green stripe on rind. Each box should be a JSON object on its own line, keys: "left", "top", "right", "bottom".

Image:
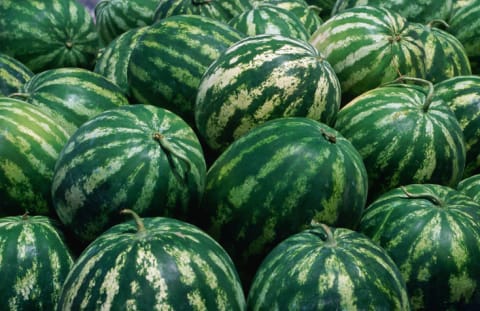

{"left": 248, "top": 226, "right": 410, "bottom": 310}
{"left": 310, "top": 6, "right": 427, "bottom": 102}
{"left": 0, "top": 215, "right": 74, "bottom": 311}
{"left": 51, "top": 104, "right": 206, "bottom": 243}
{"left": 334, "top": 83, "right": 466, "bottom": 202}
{"left": 12, "top": 67, "right": 129, "bottom": 136}
{"left": 0, "top": 53, "right": 33, "bottom": 96}
{"left": 57, "top": 216, "right": 245, "bottom": 311}
{"left": 95, "top": 0, "right": 159, "bottom": 46}
{"left": 195, "top": 34, "right": 341, "bottom": 152}
{"left": 192, "top": 117, "right": 368, "bottom": 288}
{"left": 153, "top": 0, "right": 234, "bottom": 23}
{"left": 448, "top": 1, "right": 480, "bottom": 73}
{"left": 0, "top": 0, "right": 99, "bottom": 73}
{"left": 434, "top": 75, "right": 480, "bottom": 177}
{"left": 0, "top": 97, "right": 69, "bottom": 216}
{"left": 127, "top": 15, "right": 244, "bottom": 126}
{"left": 359, "top": 184, "right": 480, "bottom": 310}
{"left": 332, "top": 0, "right": 453, "bottom": 24}
{"left": 228, "top": 4, "right": 310, "bottom": 41}
{"left": 94, "top": 26, "right": 150, "bottom": 97}
{"left": 458, "top": 174, "right": 480, "bottom": 203}
{"left": 262, "top": 0, "right": 323, "bottom": 34}
{"left": 421, "top": 24, "right": 471, "bottom": 83}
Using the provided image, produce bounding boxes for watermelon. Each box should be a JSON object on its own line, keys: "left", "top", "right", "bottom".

{"left": 334, "top": 79, "right": 466, "bottom": 202}
{"left": 94, "top": 26, "right": 150, "bottom": 98}
{"left": 360, "top": 184, "right": 480, "bottom": 310}
{"left": 57, "top": 210, "right": 246, "bottom": 310}
{"left": 0, "top": 214, "right": 74, "bottom": 311}
{"left": 0, "top": 53, "right": 33, "bottom": 96}
{"left": 310, "top": 5, "right": 427, "bottom": 103}
{"left": 10, "top": 67, "right": 129, "bottom": 136}
{"left": 127, "top": 15, "right": 245, "bottom": 126}
{"left": 263, "top": 0, "right": 323, "bottom": 34}
{"left": 0, "top": 97, "right": 70, "bottom": 217}
{"left": 331, "top": 0, "right": 454, "bottom": 24}
{"left": 95, "top": 0, "right": 159, "bottom": 46}
{"left": 433, "top": 75, "right": 480, "bottom": 177}
{"left": 228, "top": 3, "right": 310, "bottom": 41}
{"left": 51, "top": 104, "right": 207, "bottom": 243}
{"left": 305, "top": 0, "right": 336, "bottom": 20}
{"left": 248, "top": 223, "right": 410, "bottom": 310}
{"left": 410, "top": 21, "right": 471, "bottom": 83}
{"left": 191, "top": 117, "right": 368, "bottom": 289}
{"left": 153, "top": 0, "right": 252, "bottom": 23}
{"left": 0, "top": 0, "right": 99, "bottom": 73}
{"left": 195, "top": 34, "right": 341, "bottom": 152}
{"left": 447, "top": 0, "right": 480, "bottom": 73}
{"left": 458, "top": 174, "right": 480, "bottom": 203}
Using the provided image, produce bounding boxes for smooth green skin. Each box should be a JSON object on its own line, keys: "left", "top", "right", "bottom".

{"left": 457, "top": 174, "right": 480, "bottom": 203}
{"left": 12, "top": 67, "right": 129, "bottom": 136}
{"left": 192, "top": 117, "right": 368, "bottom": 290}
{"left": 263, "top": 0, "right": 323, "bottom": 34}
{"left": 0, "top": 97, "right": 69, "bottom": 217}
{"left": 0, "top": 0, "right": 99, "bottom": 73}
{"left": 0, "top": 53, "right": 33, "bottom": 96}
{"left": 332, "top": 0, "right": 453, "bottom": 24}
{"left": 360, "top": 184, "right": 480, "bottom": 310}
{"left": 335, "top": 83, "right": 466, "bottom": 203}
{"left": 0, "top": 215, "right": 74, "bottom": 311}
{"left": 248, "top": 225, "right": 410, "bottom": 310}
{"left": 52, "top": 104, "right": 207, "bottom": 243}
{"left": 57, "top": 215, "right": 246, "bottom": 311}
{"left": 434, "top": 75, "right": 480, "bottom": 178}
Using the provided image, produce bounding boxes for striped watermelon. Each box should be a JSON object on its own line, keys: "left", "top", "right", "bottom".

{"left": 332, "top": 0, "right": 453, "bottom": 24}
{"left": 127, "top": 15, "right": 245, "bottom": 127}
{"left": 0, "top": 97, "right": 69, "bottom": 217}
{"left": 95, "top": 0, "right": 159, "bottom": 46}
{"left": 334, "top": 80, "right": 466, "bottom": 202}
{"left": 57, "top": 210, "right": 246, "bottom": 310}
{"left": 94, "top": 26, "right": 150, "bottom": 97}
{"left": 153, "top": 0, "right": 252, "bottom": 23}
{"left": 10, "top": 67, "right": 129, "bottom": 136}
{"left": 447, "top": 0, "right": 480, "bottom": 73}
{"left": 0, "top": 0, "right": 99, "bottom": 73}
{"left": 360, "top": 184, "right": 480, "bottom": 310}
{"left": 0, "top": 214, "right": 74, "bottom": 311}
{"left": 248, "top": 224, "right": 410, "bottom": 310}
{"left": 305, "top": 0, "right": 335, "bottom": 20}
{"left": 0, "top": 53, "right": 33, "bottom": 96}
{"left": 191, "top": 117, "right": 368, "bottom": 289}
{"left": 228, "top": 3, "right": 310, "bottom": 41}
{"left": 458, "top": 174, "right": 480, "bottom": 203}
{"left": 411, "top": 21, "right": 471, "bottom": 83}
{"left": 195, "top": 34, "right": 341, "bottom": 152}
{"left": 433, "top": 75, "right": 480, "bottom": 177}
{"left": 51, "top": 104, "right": 207, "bottom": 243}
{"left": 310, "top": 6, "right": 427, "bottom": 103}
{"left": 263, "top": 0, "right": 323, "bottom": 34}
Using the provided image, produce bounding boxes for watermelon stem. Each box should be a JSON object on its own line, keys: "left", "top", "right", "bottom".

{"left": 153, "top": 132, "right": 191, "bottom": 183}
{"left": 387, "top": 76, "right": 434, "bottom": 112}
{"left": 120, "top": 209, "right": 146, "bottom": 233}
{"left": 8, "top": 92, "right": 29, "bottom": 100}
{"left": 427, "top": 19, "right": 450, "bottom": 30}
{"left": 321, "top": 129, "right": 336, "bottom": 144}
{"left": 401, "top": 186, "right": 444, "bottom": 206}
{"left": 312, "top": 223, "right": 336, "bottom": 247}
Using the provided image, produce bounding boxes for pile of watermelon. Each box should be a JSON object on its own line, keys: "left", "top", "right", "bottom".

{"left": 1, "top": 0, "right": 480, "bottom": 309}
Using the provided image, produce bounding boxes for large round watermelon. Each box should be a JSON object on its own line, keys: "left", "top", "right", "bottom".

{"left": 195, "top": 34, "right": 341, "bottom": 152}
{"left": 191, "top": 117, "right": 368, "bottom": 289}
{"left": 248, "top": 224, "right": 410, "bottom": 310}
{"left": 57, "top": 210, "right": 246, "bottom": 310}
{"left": 0, "top": 53, "right": 33, "bottom": 96}
{"left": 52, "top": 104, "right": 206, "bottom": 242}
{"left": 0, "top": 214, "right": 74, "bottom": 310}
{"left": 360, "top": 184, "right": 480, "bottom": 310}
{"left": 0, "top": 0, "right": 99, "bottom": 73}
